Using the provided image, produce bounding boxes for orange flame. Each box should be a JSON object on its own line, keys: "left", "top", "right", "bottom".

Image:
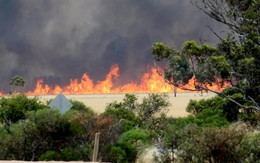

{"left": 24, "top": 64, "right": 228, "bottom": 95}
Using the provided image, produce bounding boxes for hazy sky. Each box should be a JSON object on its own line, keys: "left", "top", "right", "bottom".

{"left": 0, "top": 0, "right": 227, "bottom": 92}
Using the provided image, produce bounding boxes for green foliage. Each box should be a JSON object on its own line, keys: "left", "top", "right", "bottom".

{"left": 69, "top": 100, "right": 94, "bottom": 115}
{"left": 103, "top": 103, "right": 137, "bottom": 132}
{"left": 174, "top": 109, "right": 230, "bottom": 129}
{"left": 0, "top": 108, "right": 76, "bottom": 160}
{"left": 195, "top": 109, "right": 230, "bottom": 127}
{"left": 27, "top": 109, "right": 73, "bottom": 141}
{"left": 141, "top": 113, "right": 173, "bottom": 140}
{"left": 39, "top": 148, "right": 84, "bottom": 161}
{"left": 107, "top": 146, "right": 126, "bottom": 163}
{"left": 0, "top": 96, "right": 137, "bottom": 161}
{"left": 236, "top": 132, "right": 260, "bottom": 163}
{"left": 176, "top": 126, "right": 247, "bottom": 163}
{"left": 38, "top": 145, "right": 86, "bottom": 161}
{"left": 104, "top": 102, "right": 136, "bottom": 122}
{"left": 162, "top": 124, "right": 201, "bottom": 159}
{"left": 152, "top": 1, "right": 260, "bottom": 112}
{"left": 120, "top": 129, "right": 150, "bottom": 144}
{"left": 210, "top": 55, "right": 231, "bottom": 78}
{"left": 64, "top": 100, "right": 96, "bottom": 137}
{"left": 60, "top": 147, "right": 84, "bottom": 161}
{"left": 0, "top": 120, "right": 39, "bottom": 160}
{"left": 63, "top": 101, "right": 96, "bottom": 137}
{"left": 102, "top": 142, "right": 135, "bottom": 163}
{"left": 152, "top": 42, "right": 176, "bottom": 61}
{"left": 239, "top": 112, "right": 260, "bottom": 127}
{"left": 137, "top": 94, "right": 170, "bottom": 127}
{"left": 152, "top": 42, "right": 193, "bottom": 86}
{"left": 9, "top": 76, "right": 25, "bottom": 87}
{"left": 169, "top": 55, "right": 193, "bottom": 85}
{"left": 103, "top": 93, "right": 170, "bottom": 129}
{"left": 9, "top": 76, "right": 25, "bottom": 94}
{"left": 186, "top": 96, "right": 225, "bottom": 114}
{"left": 158, "top": 121, "right": 260, "bottom": 163}
{"left": 186, "top": 94, "right": 247, "bottom": 122}
{"left": 38, "top": 150, "right": 61, "bottom": 161}
{"left": 155, "top": 106, "right": 230, "bottom": 162}
{"left": 120, "top": 129, "right": 151, "bottom": 162}
{"left": 121, "top": 94, "right": 138, "bottom": 111}
{"left": 0, "top": 94, "right": 46, "bottom": 132}
{"left": 0, "top": 93, "right": 259, "bottom": 162}
{"left": 102, "top": 94, "right": 140, "bottom": 135}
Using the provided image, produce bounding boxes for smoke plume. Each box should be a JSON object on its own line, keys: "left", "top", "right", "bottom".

{"left": 0, "top": 0, "right": 227, "bottom": 92}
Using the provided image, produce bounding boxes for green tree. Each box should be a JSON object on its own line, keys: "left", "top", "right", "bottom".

{"left": 103, "top": 94, "right": 170, "bottom": 129}
{"left": 176, "top": 125, "right": 247, "bottom": 163}
{"left": 29, "top": 109, "right": 74, "bottom": 160}
{"left": 69, "top": 100, "right": 94, "bottom": 115}
{"left": 103, "top": 102, "right": 137, "bottom": 133}
{"left": 136, "top": 94, "right": 170, "bottom": 127}
{"left": 9, "top": 76, "right": 25, "bottom": 94}
{"left": 0, "top": 108, "right": 76, "bottom": 160}
{"left": 102, "top": 142, "right": 135, "bottom": 163}
{"left": 157, "top": 111, "right": 229, "bottom": 161}
{"left": 186, "top": 96, "right": 225, "bottom": 115}
{"left": 38, "top": 150, "right": 61, "bottom": 161}
{"left": 55, "top": 110, "right": 97, "bottom": 161}
{"left": 101, "top": 94, "right": 170, "bottom": 162}
{"left": 152, "top": 0, "right": 260, "bottom": 112}
{"left": 0, "top": 94, "right": 46, "bottom": 132}
{"left": 236, "top": 132, "right": 260, "bottom": 163}
{"left": 120, "top": 129, "right": 151, "bottom": 162}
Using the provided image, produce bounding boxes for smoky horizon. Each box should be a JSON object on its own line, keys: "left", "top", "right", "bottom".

{"left": 0, "top": 0, "right": 228, "bottom": 92}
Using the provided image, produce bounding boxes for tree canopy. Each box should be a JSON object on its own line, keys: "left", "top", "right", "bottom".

{"left": 9, "top": 76, "right": 25, "bottom": 87}
{"left": 152, "top": 0, "right": 260, "bottom": 111}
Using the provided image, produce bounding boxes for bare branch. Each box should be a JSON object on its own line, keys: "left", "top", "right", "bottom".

{"left": 190, "top": 0, "right": 240, "bottom": 33}
{"left": 206, "top": 25, "right": 224, "bottom": 41}
{"left": 195, "top": 85, "right": 260, "bottom": 111}
{"left": 154, "top": 60, "right": 260, "bottom": 111}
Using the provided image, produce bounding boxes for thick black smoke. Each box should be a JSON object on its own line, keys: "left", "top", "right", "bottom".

{"left": 0, "top": 0, "right": 227, "bottom": 92}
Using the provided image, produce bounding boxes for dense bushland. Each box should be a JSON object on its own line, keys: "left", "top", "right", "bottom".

{"left": 1, "top": 1, "right": 259, "bottom": 162}
{"left": 0, "top": 93, "right": 259, "bottom": 162}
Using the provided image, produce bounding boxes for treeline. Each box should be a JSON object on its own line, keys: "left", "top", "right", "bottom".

{"left": 148, "top": 0, "right": 260, "bottom": 161}
{"left": 0, "top": 93, "right": 259, "bottom": 162}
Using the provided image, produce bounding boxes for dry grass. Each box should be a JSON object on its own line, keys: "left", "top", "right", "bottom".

{"left": 35, "top": 92, "right": 215, "bottom": 117}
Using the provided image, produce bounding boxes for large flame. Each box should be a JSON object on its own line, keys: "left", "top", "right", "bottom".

{"left": 24, "top": 64, "right": 227, "bottom": 95}
{"left": 0, "top": 64, "right": 228, "bottom": 96}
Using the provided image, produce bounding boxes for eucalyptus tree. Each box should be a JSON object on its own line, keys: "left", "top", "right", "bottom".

{"left": 9, "top": 75, "right": 25, "bottom": 94}
{"left": 152, "top": 0, "right": 260, "bottom": 112}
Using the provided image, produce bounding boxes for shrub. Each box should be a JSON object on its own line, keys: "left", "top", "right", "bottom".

{"left": 0, "top": 94, "right": 46, "bottom": 131}
{"left": 69, "top": 100, "right": 94, "bottom": 115}
{"left": 236, "top": 132, "right": 260, "bottom": 163}
{"left": 38, "top": 150, "right": 61, "bottom": 161}
{"left": 176, "top": 126, "right": 247, "bottom": 163}
{"left": 102, "top": 142, "right": 135, "bottom": 163}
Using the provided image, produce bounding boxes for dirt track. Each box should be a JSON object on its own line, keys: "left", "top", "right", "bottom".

{"left": 34, "top": 92, "right": 215, "bottom": 117}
